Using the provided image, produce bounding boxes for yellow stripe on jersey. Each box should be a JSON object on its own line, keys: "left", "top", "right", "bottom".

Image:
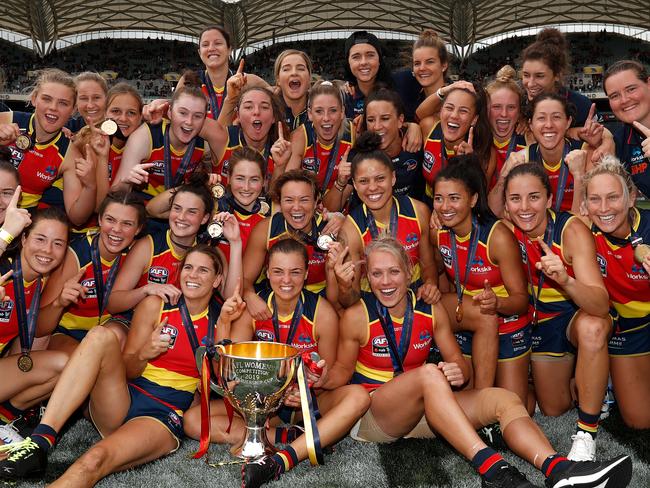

{"left": 354, "top": 361, "right": 394, "bottom": 384}
{"left": 141, "top": 363, "right": 200, "bottom": 394}
{"left": 612, "top": 300, "right": 650, "bottom": 319}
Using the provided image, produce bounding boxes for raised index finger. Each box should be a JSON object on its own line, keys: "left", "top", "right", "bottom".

{"left": 8, "top": 185, "right": 21, "bottom": 209}
{"left": 537, "top": 237, "right": 553, "bottom": 255}
{"left": 277, "top": 121, "right": 284, "bottom": 141}
{"left": 587, "top": 103, "right": 596, "bottom": 123}
{"left": 237, "top": 59, "right": 245, "bottom": 75}
{"left": 0, "top": 269, "right": 13, "bottom": 285}
{"left": 633, "top": 120, "right": 650, "bottom": 138}
{"left": 467, "top": 126, "right": 474, "bottom": 147}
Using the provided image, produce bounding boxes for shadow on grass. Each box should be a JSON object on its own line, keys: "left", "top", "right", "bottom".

{"left": 378, "top": 438, "right": 459, "bottom": 487}
{"left": 600, "top": 409, "right": 650, "bottom": 464}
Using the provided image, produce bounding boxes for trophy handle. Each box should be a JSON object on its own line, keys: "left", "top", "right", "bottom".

{"left": 194, "top": 345, "right": 227, "bottom": 397}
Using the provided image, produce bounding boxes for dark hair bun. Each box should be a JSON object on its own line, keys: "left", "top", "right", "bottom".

{"left": 536, "top": 28, "right": 566, "bottom": 49}
{"left": 355, "top": 131, "right": 383, "bottom": 153}
{"left": 181, "top": 70, "right": 202, "bottom": 89}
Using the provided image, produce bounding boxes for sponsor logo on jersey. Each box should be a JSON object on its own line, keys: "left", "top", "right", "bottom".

{"left": 81, "top": 277, "right": 98, "bottom": 299}
{"left": 403, "top": 232, "right": 420, "bottom": 251}
{"left": 440, "top": 245, "right": 452, "bottom": 267}
{"left": 302, "top": 157, "right": 318, "bottom": 172}
{"left": 150, "top": 159, "right": 165, "bottom": 176}
{"left": 372, "top": 336, "right": 389, "bottom": 356}
{"left": 256, "top": 330, "right": 275, "bottom": 342}
{"left": 423, "top": 151, "right": 435, "bottom": 172}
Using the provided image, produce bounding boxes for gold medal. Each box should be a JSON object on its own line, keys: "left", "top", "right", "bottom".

{"left": 633, "top": 243, "right": 650, "bottom": 264}
{"left": 17, "top": 353, "right": 33, "bottom": 373}
{"left": 211, "top": 183, "right": 226, "bottom": 200}
{"left": 259, "top": 200, "right": 270, "bottom": 215}
{"left": 100, "top": 119, "right": 118, "bottom": 135}
{"left": 207, "top": 221, "right": 224, "bottom": 239}
{"left": 532, "top": 309, "right": 538, "bottom": 327}
{"left": 455, "top": 302, "right": 463, "bottom": 323}
{"left": 15, "top": 134, "right": 31, "bottom": 151}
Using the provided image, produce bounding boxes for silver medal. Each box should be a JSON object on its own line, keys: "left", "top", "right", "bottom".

{"left": 317, "top": 234, "right": 335, "bottom": 251}
{"left": 100, "top": 119, "right": 118, "bottom": 135}
{"left": 208, "top": 221, "right": 224, "bottom": 239}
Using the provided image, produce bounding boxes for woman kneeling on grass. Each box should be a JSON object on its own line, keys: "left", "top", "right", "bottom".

{"left": 0, "top": 245, "right": 243, "bottom": 486}
{"left": 325, "top": 236, "right": 632, "bottom": 488}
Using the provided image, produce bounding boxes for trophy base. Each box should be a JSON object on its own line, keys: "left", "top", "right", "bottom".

{"left": 236, "top": 426, "right": 277, "bottom": 461}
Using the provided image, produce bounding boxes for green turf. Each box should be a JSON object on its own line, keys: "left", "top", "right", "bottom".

{"left": 4, "top": 407, "right": 649, "bottom": 487}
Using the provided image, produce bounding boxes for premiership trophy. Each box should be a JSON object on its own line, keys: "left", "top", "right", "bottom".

{"left": 210, "top": 341, "right": 300, "bottom": 460}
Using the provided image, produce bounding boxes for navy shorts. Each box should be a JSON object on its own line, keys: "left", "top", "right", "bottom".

{"left": 125, "top": 383, "right": 185, "bottom": 442}
{"left": 608, "top": 323, "right": 650, "bottom": 357}
{"left": 455, "top": 325, "right": 532, "bottom": 361}
{"left": 531, "top": 309, "right": 578, "bottom": 358}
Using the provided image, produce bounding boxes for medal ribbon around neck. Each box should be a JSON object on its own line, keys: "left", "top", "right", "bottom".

{"left": 163, "top": 124, "right": 197, "bottom": 189}
{"left": 449, "top": 215, "right": 480, "bottom": 317}
{"left": 203, "top": 69, "right": 231, "bottom": 119}
{"left": 90, "top": 235, "right": 121, "bottom": 324}
{"left": 374, "top": 290, "right": 415, "bottom": 376}
{"left": 522, "top": 211, "right": 556, "bottom": 326}
{"left": 536, "top": 141, "right": 570, "bottom": 213}
{"left": 366, "top": 199, "right": 398, "bottom": 239}
{"left": 13, "top": 257, "right": 42, "bottom": 371}
{"left": 271, "top": 292, "right": 304, "bottom": 346}
{"left": 309, "top": 123, "right": 341, "bottom": 191}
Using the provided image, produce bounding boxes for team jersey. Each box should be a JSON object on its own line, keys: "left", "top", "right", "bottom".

{"left": 138, "top": 300, "right": 212, "bottom": 413}
{"left": 352, "top": 291, "right": 433, "bottom": 391}
{"left": 0, "top": 260, "right": 41, "bottom": 355}
{"left": 108, "top": 144, "right": 125, "bottom": 185}
{"left": 199, "top": 69, "right": 230, "bottom": 120}
{"left": 300, "top": 120, "right": 354, "bottom": 193}
{"left": 513, "top": 211, "right": 578, "bottom": 321}
{"left": 215, "top": 196, "right": 269, "bottom": 263}
{"left": 140, "top": 120, "right": 206, "bottom": 199}
{"left": 614, "top": 124, "right": 650, "bottom": 199}
{"left": 592, "top": 208, "right": 650, "bottom": 334}
{"left": 348, "top": 196, "right": 423, "bottom": 289}
{"left": 489, "top": 134, "right": 527, "bottom": 190}
{"left": 252, "top": 288, "right": 320, "bottom": 354}
{"left": 215, "top": 125, "right": 274, "bottom": 187}
{"left": 525, "top": 138, "right": 585, "bottom": 212}
{"left": 136, "top": 229, "right": 185, "bottom": 287}
{"left": 265, "top": 213, "right": 328, "bottom": 293}
{"left": 437, "top": 218, "right": 528, "bottom": 333}
{"left": 57, "top": 235, "right": 127, "bottom": 338}
{"left": 422, "top": 121, "right": 456, "bottom": 199}
{"left": 392, "top": 149, "right": 424, "bottom": 200}
{"left": 344, "top": 91, "right": 365, "bottom": 119}
{"left": 285, "top": 105, "right": 308, "bottom": 131}
{"left": 7, "top": 112, "right": 70, "bottom": 208}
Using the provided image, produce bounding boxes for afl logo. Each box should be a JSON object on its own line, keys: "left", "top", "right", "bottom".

{"left": 148, "top": 266, "right": 169, "bottom": 284}
{"left": 151, "top": 159, "right": 165, "bottom": 176}
{"left": 0, "top": 299, "right": 14, "bottom": 321}
{"left": 404, "top": 158, "right": 418, "bottom": 172}
{"left": 372, "top": 336, "right": 389, "bottom": 356}
{"left": 302, "top": 157, "right": 317, "bottom": 172}
{"left": 423, "top": 151, "right": 435, "bottom": 172}
{"left": 256, "top": 330, "right": 275, "bottom": 342}
{"left": 81, "top": 278, "right": 97, "bottom": 299}
{"left": 518, "top": 242, "right": 528, "bottom": 264}
{"left": 596, "top": 254, "right": 607, "bottom": 277}
{"left": 439, "top": 245, "right": 452, "bottom": 267}
{"left": 161, "top": 324, "right": 179, "bottom": 348}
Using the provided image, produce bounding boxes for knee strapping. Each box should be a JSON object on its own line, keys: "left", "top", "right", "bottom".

{"left": 476, "top": 387, "right": 529, "bottom": 431}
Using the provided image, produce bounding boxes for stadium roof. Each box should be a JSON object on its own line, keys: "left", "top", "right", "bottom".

{"left": 0, "top": 1, "right": 649, "bottom": 57}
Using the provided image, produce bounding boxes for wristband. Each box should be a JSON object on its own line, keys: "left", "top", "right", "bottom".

{"left": 334, "top": 181, "right": 346, "bottom": 192}
{"left": 436, "top": 88, "right": 445, "bottom": 100}
{"left": 0, "top": 228, "right": 14, "bottom": 245}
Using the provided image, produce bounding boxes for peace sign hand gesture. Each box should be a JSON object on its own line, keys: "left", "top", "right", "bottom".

{"left": 1, "top": 186, "right": 31, "bottom": 238}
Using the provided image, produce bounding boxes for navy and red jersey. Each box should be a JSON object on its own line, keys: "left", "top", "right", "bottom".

{"left": 136, "top": 229, "right": 185, "bottom": 288}
{"left": 138, "top": 300, "right": 212, "bottom": 413}
{"left": 199, "top": 69, "right": 228, "bottom": 120}
{"left": 422, "top": 121, "right": 455, "bottom": 199}
{"left": 252, "top": 288, "right": 320, "bottom": 354}
{"left": 614, "top": 124, "right": 650, "bottom": 199}
{"left": 525, "top": 138, "right": 585, "bottom": 212}
{"left": 592, "top": 208, "right": 650, "bottom": 334}
{"left": 437, "top": 218, "right": 528, "bottom": 333}
{"left": 352, "top": 291, "right": 433, "bottom": 391}
{"left": 512, "top": 211, "right": 578, "bottom": 321}
{"left": 0, "top": 258, "right": 42, "bottom": 354}
{"left": 300, "top": 120, "right": 354, "bottom": 193}
{"left": 265, "top": 213, "right": 327, "bottom": 294}
{"left": 7, "top": 112, "right": 70, "bottom": 208}
{"left": 348, "top": 196, "right": 423, "bottom": 288}
{"left": 140, "top": 120, "right": 206, "bottom": 199}
{"left": 489, "top": 135, "right": 527, "bottom": 190}
{"left": 57, "top": 235, "right": 128, "bottom": 337}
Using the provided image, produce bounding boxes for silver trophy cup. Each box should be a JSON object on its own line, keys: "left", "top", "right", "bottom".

{"left": 210, "top": 341, "right": 299, "bottom": 460}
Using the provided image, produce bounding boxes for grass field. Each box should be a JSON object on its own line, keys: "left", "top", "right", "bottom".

{"left": 7, "top": 407, "right": 648, "bottom": 488}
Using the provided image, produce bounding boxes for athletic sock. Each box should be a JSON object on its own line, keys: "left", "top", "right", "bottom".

{"left": 274, "top": 426, "right": 303, "bottom": 444}
{"left": 30, "top": 424, "right": 58, "bottom": 453}
{"left": 541, "top": 454, "right": 572, "bottom": 478}
{"left": 0, "top": 400, "right": 24, "bottom": 423}
{"left": 272, "top": 445, "right": 299, "bottom": 474}
{"left": 576, "top": 408, "right": 599, "bottom": 438}
{"left": 471, "top": 447, "right": 508, "bottom": 480}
